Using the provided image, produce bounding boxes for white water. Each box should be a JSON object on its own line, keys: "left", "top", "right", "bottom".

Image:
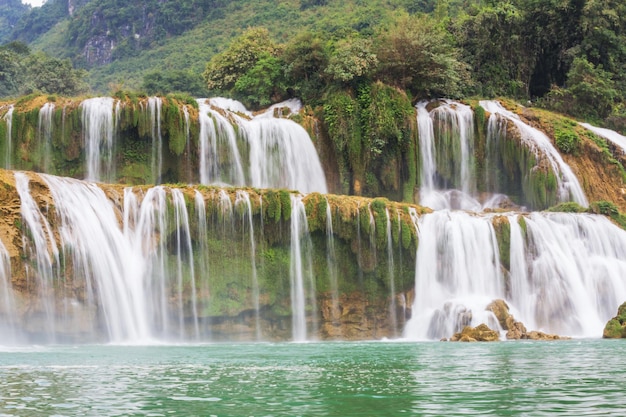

{"left": 404, "top": 210, "right": 626, "bottom": 340}
{"left": 579, "top": 122, "right": 626, "bottom": 153}
{"left": 417, "top": 100, "right": 499, "bottom": 211}
{"left": 235, "top": 190, "right": 261, "bottom": 340}
{"left": 2, "top": 105, "right": 14, "bottom": 169}
{"left": 15, "top": 172, "right": 59, "bottom": 342}
{"left": 197, "top": 99, "right": 246, "bottom": 186}
{"left": 325, "top": 198, "right": 340, "bottom": 330}
{"left": 290, "top": 194, "right": 316, "bottom": 341}
{"left": 480, "top": 100, "right": 588, "bottom": 206}
{"left": 197, "top": 98, "right": 327, "bottom": 194}
{"left": 148, "top": 97, "right": 163, "bottom": 184}
{"left": 0, "top": 238, "right": 16, "bottom": 342}
{"left": 82, "top": 97, "right": 116, "bottom": 182}
{"left": 385, "top": 208, "right": 398, "bottom": 335}
{"left": 38, "top": 103, "right": 55, "bottom": 173}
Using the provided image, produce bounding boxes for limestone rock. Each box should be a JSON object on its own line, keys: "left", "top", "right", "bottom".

{"left": 450, "top": 323, "right": 500, "bottom": 342}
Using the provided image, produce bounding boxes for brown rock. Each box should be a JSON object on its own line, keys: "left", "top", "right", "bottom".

{"left": 486, "top": 299, "right": 511, "bottom": 330}
{"left": 451, "top": 323, "right": 500, "bottom": 342}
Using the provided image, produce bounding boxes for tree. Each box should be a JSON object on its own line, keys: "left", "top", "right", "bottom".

{"left": 282, "top": 31, "right": 329, "bottom": 102}
{"left": 142, "top": 70, "right": 208, "bottom": 96}
{"left": 325, "top": 37, "right": 378, "bottom": 85}
{"left": 233, "top": 53, "right": 286, "bottom": 108}
{"left": 203, "top": 27, "right": 278, "bottom": 94}
{"left": 374, "top": 13, "right": 467, "bottom": 98}
{"left": 454, "top": 1, "right": 530, "bottom": 97}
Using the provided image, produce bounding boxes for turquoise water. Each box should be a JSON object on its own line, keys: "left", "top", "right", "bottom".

{"left": 0, "top": 340, "right": 624, "bottom": 416}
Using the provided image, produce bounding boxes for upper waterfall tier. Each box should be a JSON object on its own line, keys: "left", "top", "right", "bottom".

{"left": 0, "top": 96, "right": 327, "bottom": 194}
{"left": 2, "top": 95, "right": 625, "bottom": 212}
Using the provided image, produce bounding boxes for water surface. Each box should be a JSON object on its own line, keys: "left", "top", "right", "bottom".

{"left": 0, "top": 340, "right": 623, "bottom": 416}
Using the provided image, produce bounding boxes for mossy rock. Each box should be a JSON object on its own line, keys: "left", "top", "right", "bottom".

{"left": 603, "top": 302, "right": 626, "bottom": 338}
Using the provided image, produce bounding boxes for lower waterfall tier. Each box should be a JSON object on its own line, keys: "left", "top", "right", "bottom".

{"left": 0, "top": 170, "right": 625, "bottom": 344}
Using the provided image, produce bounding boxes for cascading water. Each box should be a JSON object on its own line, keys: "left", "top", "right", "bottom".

{"left": 403, "top": 211, "right": 626, "bottom": 340}
{"left": 82, "top": 97, "right": 116, "bottom": 182}
{"left": 15, "top": 172, "right": 60, "bottom": 343}
{"left": 480, "top": 100, "right": 588, "bottom": 207}
{"left": 2, "top": 105, "right": 14, "bottom": 169}
{"left": 235, "top": 190, "right": 261, "bottom": 340}
{"left": 385, "top": 208, "right": 398, "bottom": 336}
{"left": 290, "top": 194, "right": 316, "bottom": 341}
{"left": 197, "top": 99, "right": 246, "bottom": 186}
{"left": 579, "top": 122, "right": 626, "bottom": 153}
{"left": 197, "top": 98, "right": 327, "bottom": 194}
{"left": 38, "top": 103, "right": 55, "bottom": 173}
{"left": 0, "top": 238, "right": 16, "bottom": 341}
{"left": 147, "top": 97, "right": 163, "bottom": 184}
{"left": 325, "top": 198, "right": 340, "bottom": 331}
{"left": 417, "top": 100, "right": 500, "bottom": 210}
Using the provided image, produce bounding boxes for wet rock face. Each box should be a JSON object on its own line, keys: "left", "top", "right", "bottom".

{"left": 603, "top": 302, "right": 626, "bottom": 338}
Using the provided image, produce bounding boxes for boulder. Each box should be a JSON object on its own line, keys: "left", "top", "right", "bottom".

{"left": 450, "top": 323, "right": 500, "bottom": 342}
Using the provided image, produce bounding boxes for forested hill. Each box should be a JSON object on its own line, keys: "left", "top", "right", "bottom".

{"left": 1, "top": 0, "right": 626, "bottom": 131}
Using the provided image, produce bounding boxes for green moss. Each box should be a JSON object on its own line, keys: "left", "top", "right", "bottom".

{"left": 554, "top": 128, "right": 580, "bottom": 154}
{"left": 400, "top": 221, "right": 412, "bottom": 250}
{"left": 546, "top": 202, "right": 586, "bottom": 213}
{"left": 279, "top": 190, "right": 292, "bottom": 221}
{"left": 265, "top": 190, "right": 282, "bottom": 223}
{"left": 603, "top": 319, "right": 625, "bottom": 338}
{"left": 492, "top": 217, "right": 511, "bottom": 271}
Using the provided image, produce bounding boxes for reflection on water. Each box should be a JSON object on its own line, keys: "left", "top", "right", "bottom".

{"left": 0, "top": 341, "right": 624, "bottom": 416}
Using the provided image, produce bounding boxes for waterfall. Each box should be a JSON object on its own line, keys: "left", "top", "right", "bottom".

{"left": 416, "top": 100, "right": 494, "bottom": 211}
{"left": 197, "top": 99, "right": 246, "bottom": 186}
{"left": 3, "top": 105, "right": 14, "bottom": 169}
{"left": 38, "top": 103, "right": 55, "bottom": 173}
{"left": 82, "top": 97, "right": 116, "bottom": 182}
{"left": 385, "top": 208, "right": 398, "bottom": 336}
{"left": 148, "top": 97, "right": 163, "bottom": 184}
{"left": 325, "top": 198, "right": 340, "bottom": 332}
{"left": 43, "top": 174, "right": 151, "bottom": 343}
{"left": 404, "top": 210, "right": 626, "bottom": 340}
{"left": 172, "top": 189, "right": 200, "bottom": 339}
{"left": 197, "top": 98, "right": 327, "bottom": 194}
{"left": 193, "top": 190, "right": 211, "bottom": 338}
{"left": 15, "top": 172, "right": 60, "bottom": 342}
{"left": 404, "top": 211, "right": 504, "bottom": 340}
{"left": 0, "top": 238, "right": 17, "bottom": 343}
{"left": 235, "top": 190, "right": 261, "bottom": 340}
{"left": 579, "top": 122, "right": 626, "bottom": 153}
{"left": 240, "top": 117, "right": 328, "bottom": 194}
{"left": 290, "top": 194, "right": 316, "bottom": 341}
{"left": 480, "top": 100, "right": 588, "bottom": 206}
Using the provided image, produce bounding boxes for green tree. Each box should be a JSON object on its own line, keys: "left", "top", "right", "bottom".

{"left": 203, "top": 27, "right": 278, "bottom": 94}
{"left": 374, "top": 13, "right": 467, "bottom": 98}
{"left": 325, "top": 37, "right": 378, "bottom": 86}
{"left": 454, "top": 1, "right": 530, "bottom": 97}
{"left": 233, "top": 53, "right": 286, "bottom": 108}
{"left": 142, "top": 70, "right": 208, "bottom": 96}
{"left": 282, "top": 31, "right": 329, "bottom": 103}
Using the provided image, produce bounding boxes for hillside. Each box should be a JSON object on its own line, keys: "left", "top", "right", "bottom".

{"left": 2, "top": 0, "right": 626, "bottom": 135}
{"left": 12, "top": 0, "right": 435, "bottom": 93}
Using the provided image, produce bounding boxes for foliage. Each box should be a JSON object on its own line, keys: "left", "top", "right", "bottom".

{"left": 203, "top": 27, "right": 279, "bottom": 94}
{"left": 374, "top": 12, "right": 467, "bottom": 98}
{"left": 325, "top": 37, "right": 378, "bottom": 85}
{"left": 554, "top": 128, "right": 580, "bottom": 154}
{"left": 0, "top": 0, "right": 28, "bottom": 45}
{"left": 142, "top": 70, "right": 208, "bottom": 97}
{"left": 0, "top": 42, "right": 87, "bottom": 97}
